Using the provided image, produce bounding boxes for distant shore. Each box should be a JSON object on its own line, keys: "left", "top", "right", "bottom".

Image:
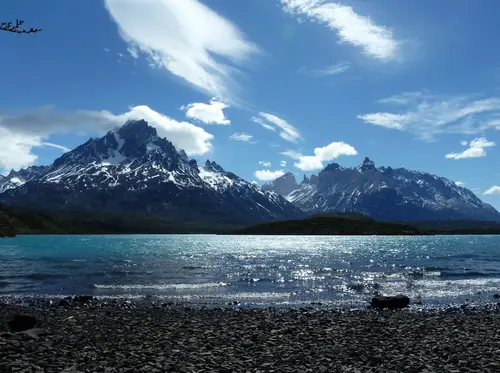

{"left": 1, "top": 298, "right": 499, "bottom": 372}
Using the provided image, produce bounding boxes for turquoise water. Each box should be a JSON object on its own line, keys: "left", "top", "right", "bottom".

{"left": 1, "top": 234, "right": 500, "bottom": 307}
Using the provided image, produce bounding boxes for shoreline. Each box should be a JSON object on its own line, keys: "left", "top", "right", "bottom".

{"left": 1, "top": 298, "right": 500, "bottom": 372}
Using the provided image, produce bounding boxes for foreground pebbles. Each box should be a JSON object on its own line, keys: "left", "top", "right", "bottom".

{"left": 1, "top": 301, "right": 500, "bottom": 372}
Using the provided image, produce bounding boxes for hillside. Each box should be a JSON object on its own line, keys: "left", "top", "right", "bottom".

{"left": 234, "top": 215, "right": 431, "bottom": 235}
{"left": 0, "top": 204, "right": 240, "bottom": 235}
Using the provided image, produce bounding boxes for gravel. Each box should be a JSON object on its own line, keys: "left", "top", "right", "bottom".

{"left": 1, "top": 299, "right": 500, "bottom": 372}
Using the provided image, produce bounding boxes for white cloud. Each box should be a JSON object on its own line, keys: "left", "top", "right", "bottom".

{"left": 460, "top": 140, "right": 468, "bottom": 146}
{"left": 181, "top": 98, "right": 230, "bottom": 125}
{"left": 41, "top": 142, "right": 71, "bottom": 152}
{"left": 251, "top": 116, "right": 276, "bottom": 132}
{"left": 359, "top": 92, "right": 500, "bottom": 140}
{"left": 104, "top": 0, "right": 259, "bottom": 98}
{"left": 484, "top": 186, "right": 500, "bottom": 195}
{"left": 0, "top": 105, "right": 214, "bottom": 171}
{"left": 299, "top": 61, "right": 351, "bottom": 77}
{"left": 280, "top": 150, "right": 303, "bottom": 160}
{"left": 259, "top": 161, "right": 272, "bottom": 168}
{"left": 455, "top": 181, "right": 465, "bottom": 187}
{"left": 280, "top": 160, "right": 287, "bottom": 167}
{"left": 445, "top": 137, "right": 495, "bottom": 160}
{"left": 252, "top": 112, "right": 301, "bottom": 142}
{"left": 282, "top": 141, "right": 357, "bottom": 171}
{"left": 254, "top": 169, "right": 285, "bottom": 181}
{"left": 229, "top": 132, "right": 253, "bottom": 142}
{"left": 281, "top": 0, "right": 399, "bottom": 61}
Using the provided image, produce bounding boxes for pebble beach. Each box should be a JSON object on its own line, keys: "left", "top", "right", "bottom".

{"left": 1, "top": 298, "right": 500, "bottom": 373}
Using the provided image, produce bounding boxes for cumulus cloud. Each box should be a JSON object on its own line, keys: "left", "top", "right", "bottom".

{"left": 229, "top": 132, "right": 253, "bottom": 142}
{"left": 259, "top": 161, "right": 272, "bottom": 168}
{"left": 0, "top": 105, "right": 214, "bottom": 171}
{"left": 251, "top": 113, "right": 301, "bottom": 142}
{"left": 282, "top": 141, "right": 357, "bottom": 171}
{"left": 181, "top": 98, "right": 230, "bottom": 125}
{"left": 104, "top": 0, "right": 259, "bottom": 98}
{"left": 281, "top": 0, "right": 399, "bottom": 61}
{"left": 445, "top": 137, "right": 495, "bottom": 160}
{"left": 359, "top": 92, "right": 500, "bottom": 140}
{"left": 254, "top": 169, "right": 285, "bottom": 181}
{"left": 298, "top": 61, "right": 351, "bottom": 77}
{"left": 484, "top": 186, "right": 500, "bottom": 195}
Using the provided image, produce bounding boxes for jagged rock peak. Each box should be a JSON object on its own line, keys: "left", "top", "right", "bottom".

{"left": 359, "top": 157, "right": 376, "bottom": 171}
{"left": 323, "top": 163, "right": 342, "bottom": 172}
{"left": 302, "top": 175, "right": 310, "bottom": 184}
{"left": 205, "top": 160, "right": 225, "bottom": 172}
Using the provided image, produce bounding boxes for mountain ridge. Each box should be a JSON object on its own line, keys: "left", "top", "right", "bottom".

{"left": 264, "top": 157, "right": 500, "bottom": 222}
{"left": 0, "top": 120, "right": 303, "bottom": 225}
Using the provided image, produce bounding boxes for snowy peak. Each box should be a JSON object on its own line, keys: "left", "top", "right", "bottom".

{"left": 0, "top": 118, "right": 303, "bottom": 225}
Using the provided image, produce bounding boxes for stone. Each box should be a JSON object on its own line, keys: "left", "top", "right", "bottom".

{"left": 7, "top": 314, "right": 38, "bottom": 332}
{"left": 371, "top": 295, "right": 410, "bottom": 310}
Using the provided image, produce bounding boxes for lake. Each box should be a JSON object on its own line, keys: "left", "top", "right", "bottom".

{"left": 1, "top": 234, "right": 499, "bottom": 307}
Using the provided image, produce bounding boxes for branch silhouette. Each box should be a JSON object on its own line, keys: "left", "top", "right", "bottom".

{"left": 0, "top": 19, "right": 41, "bottom": 34}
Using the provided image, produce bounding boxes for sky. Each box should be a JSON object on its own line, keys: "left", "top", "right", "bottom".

{"left": 1, "top": 0, "right": 500, "bottom": 208}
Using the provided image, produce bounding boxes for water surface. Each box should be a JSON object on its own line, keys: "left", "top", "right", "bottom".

{"left": 1, "top": 234, "right": 499, "bottom": 307}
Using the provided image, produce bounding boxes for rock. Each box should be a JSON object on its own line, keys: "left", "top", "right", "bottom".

{"left": 493, "top": 294, "right": 500, "bottom": 299}
{"left": 17, "top": 328, "right": 50, "bottom": 340}
{"left": 371, "top": 295, "right": 410, "bottom": 310}
{"left": 7, "top": 314, "right": 38, "bottom": 332}
{"left": 59, "top": 298, "right": 72, "bottom": 307}
{"left": 74, "top": 295, "right": 94, "bottom": 303}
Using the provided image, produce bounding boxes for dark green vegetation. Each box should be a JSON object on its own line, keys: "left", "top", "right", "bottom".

{"left": 234, "top": 215, "right": 431, "bottom": 235}
{"left": 0, "top": 204, "right": 239, "bottom": 236}
{"left": 2, "top": 203, "right": 500, "bottom": 236}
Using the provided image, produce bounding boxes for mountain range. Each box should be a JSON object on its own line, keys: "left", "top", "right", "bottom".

{"left": 0, "top": 120, "right": 302, "bottom": 225}
{"left": 1, "top": 119, "right": 499, "bottom": 225}
{"left": 263, "top": 157, "right": 500, "bottom": 222}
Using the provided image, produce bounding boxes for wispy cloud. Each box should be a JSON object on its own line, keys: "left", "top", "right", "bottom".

{"left": 254, "top": 169, "right": 285, "bottom": 181}
{"left": 281, "top": 141, "right": 357, "bottom": 171}
{"left": 181, "top": 98, "right": 230, "bottom": 125}
{"left": 229, "top": 132, "right": 254, "bottom": 142}
{"left": 258, "top": 161, "right": 272, "bottom": 168}
{"left": 281, "top": 0, "right": 399, "bottom": 61}
{"left": 104, "top": 0, "right": 259, "bottom": 98}
{"left": 455, "top": 181, "right": 465, "bottom": 187}
{"left": 299, "top": 61, "right": 351, "bottom": 77}
{"left": 251, "top": 112, "right": 301, "bottom": 142}
{"left": 445, "top": 137, "right": 496, "bottom": 160}
{"left": 0, "top": 105, "right": 214, "bottom": 171}
{"left": 484, "top": 186, "right": 500, "bottom": 195}
{"left": 280, "top": 160, "right": 287, "bottom": 167}
{"left": 359, "top": 91, "right": 500, "bottom": 140}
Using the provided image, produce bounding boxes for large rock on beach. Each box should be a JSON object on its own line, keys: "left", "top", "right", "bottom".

{"left": 7, "top": 314, "right": 38, "bottom": 332}
{"left": 371, "top": 295, "right": 410, "bottom": 310}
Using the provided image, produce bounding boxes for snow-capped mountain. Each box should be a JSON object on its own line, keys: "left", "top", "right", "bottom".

{"left": 264, "top": 157, "right": 500, "bottom": 222}
{"left": 0, "top": 120, "right": 303, "bottom": 225}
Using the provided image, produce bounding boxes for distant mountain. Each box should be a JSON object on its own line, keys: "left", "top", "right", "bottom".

{"left": 264, "top": 157, "right": 500, "bottom": 222}
{"left": 262, "top": 172, "right": 298, "bottom": 195}
{"left": 0, "top": 120, "right": 303, "bottom": 225}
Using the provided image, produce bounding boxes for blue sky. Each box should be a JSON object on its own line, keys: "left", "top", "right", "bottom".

{"left": 1, "top": 0, "right": 500, "bottom": 208}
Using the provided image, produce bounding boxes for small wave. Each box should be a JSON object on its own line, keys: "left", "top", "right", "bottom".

{"left": 93, "top": 282, "right": 228, "bottom": 290}
{"left": 439, "top": 271, "right": 499, "bottom": 279}
{"left": 0, "top": 281, "right": 10, "bottom": 288}
{"left": 24, "top": 273, "right": 70, "bottom": 280}
{"left": 71, "top": 259, "right": 87, "bottom": 262}
{"left": 181, "top": 266, "right": 204, "bottom": 270}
